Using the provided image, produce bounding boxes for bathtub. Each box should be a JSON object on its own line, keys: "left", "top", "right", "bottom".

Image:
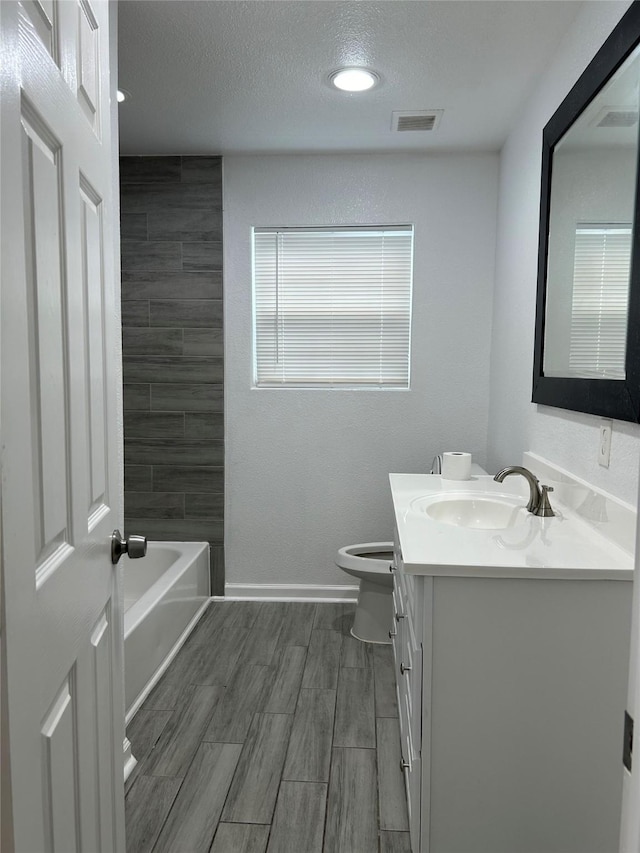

{"left": 124, "top": 541, "right": 210, "bottom": 722}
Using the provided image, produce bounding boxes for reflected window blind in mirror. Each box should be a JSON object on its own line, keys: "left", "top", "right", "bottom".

{"left": 569, "top": 224, "right": 632, "bottom": 379}
{"left": 252, "top": 226, "right": 413, "bottom": 388}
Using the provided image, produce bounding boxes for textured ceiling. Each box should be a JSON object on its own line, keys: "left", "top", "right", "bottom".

{"left": 118, "top": 0, "right": 582, "bottom": 156}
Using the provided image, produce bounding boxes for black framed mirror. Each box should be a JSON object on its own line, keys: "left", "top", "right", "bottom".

{"left": 533, "top": 1, "right": 640, "bottom": 422}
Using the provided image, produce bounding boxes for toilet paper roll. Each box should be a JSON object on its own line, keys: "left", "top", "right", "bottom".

{"left": 441, "top": 451, "right": 472, "bottom": 481}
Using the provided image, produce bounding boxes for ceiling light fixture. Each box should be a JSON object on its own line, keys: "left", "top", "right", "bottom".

{"left": 329, "top": 67, "right": 379, "bottom": 93}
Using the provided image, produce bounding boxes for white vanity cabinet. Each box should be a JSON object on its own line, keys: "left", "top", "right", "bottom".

{"left": 390, "top": 543, "right": 425, "bottom": 852}
{"left": 389, "top": 463, "right": 635, "bottom": 853}
{"left": 391, "top": 552, "right": 631, "bottom": 853}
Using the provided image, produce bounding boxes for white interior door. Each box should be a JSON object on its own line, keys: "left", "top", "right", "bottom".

{"left": 1, "top": 1, "right": 125, "bottom": 850}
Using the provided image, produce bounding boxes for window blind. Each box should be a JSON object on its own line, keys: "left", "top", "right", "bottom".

{"left": 569, "top": 225, "right": 632, "bottom": 379}
{"left": 252, "top": 226, "right": 413, "bottom": 387}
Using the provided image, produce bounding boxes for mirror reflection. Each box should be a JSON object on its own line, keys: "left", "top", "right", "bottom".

{"left": 543, "top": 44, "right": 640, "bottom": 381}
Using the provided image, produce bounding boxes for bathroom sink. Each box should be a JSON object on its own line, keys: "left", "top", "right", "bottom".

{"left": 411, "top": 493, "right": 528, "bottom": 530}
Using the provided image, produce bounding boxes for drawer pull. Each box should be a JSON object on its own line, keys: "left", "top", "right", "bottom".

{"left": 400, "top": 759, "right": 410, "bottom": 772}
{"left": 389, "top": 628, "right": 397, "bottom": 639}
{"left": 395, "top": 611, "right": 406, "bottom": 622}
{"left": 400, "top": 663, "right": 411, "bottom": 675}
{"left": 389, "top": 562, "right": 397, "bottom": 573}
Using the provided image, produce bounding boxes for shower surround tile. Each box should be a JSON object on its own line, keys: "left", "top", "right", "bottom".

{"left": 151, "top": 383, "right": 224, "bottom": 412}
{"left": 182, "top": 241, "right": 223, "bottom": 271}
{"left": 149, "top": 298, "right": 223, "bottom": 327}
{"left": 124, "top": 438, "right": 224, "bottom": 466}
{"left": 147, "top": 208, "right": 222, "bottom": 242}
{"left": 123, "top": 355, "right": 223, "bottom": 384}
{"left": 184, "top": 412, "right": 224, "bottom": 439}
{"left": 183, "top": 328, "right": 224, "bottom": 356}
{"left": 120, "top": 156, "right": 224, "bottom": 592}
{"left": 121, "top": 300, "right": 150, "bottom": 327}
{"left": 121, "top": 240, "right": 182, "bottom": 271}
{"left": 123, "top": 411, "right": 185, "bottom": 438}
{"left": 121, "top": 270, "right": 223, "bottom": 300}
{"left": 122, "top": 327, "right": 184, "bottom": 356}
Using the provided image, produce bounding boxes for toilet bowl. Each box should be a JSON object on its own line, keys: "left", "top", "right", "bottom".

{"left": 336, "top": 542, "right": 394, "bottom": 644}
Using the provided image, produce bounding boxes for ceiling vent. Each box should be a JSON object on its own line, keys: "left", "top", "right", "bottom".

{"left": 391, "top": 110, "right": 443, "bottom": 132}
{"left": 590, "top": 106, "right": 638, "bottom": 129}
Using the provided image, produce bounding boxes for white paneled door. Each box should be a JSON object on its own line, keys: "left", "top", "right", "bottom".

{"left": 1, "top": 1, "right": 125, "bottom": 850}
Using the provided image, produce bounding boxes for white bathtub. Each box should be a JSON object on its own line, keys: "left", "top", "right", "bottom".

{"left": 124, "top": 541, "right": 210, "bottom": 722}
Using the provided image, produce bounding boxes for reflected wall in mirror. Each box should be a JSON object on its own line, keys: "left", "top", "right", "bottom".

{"left": 533, "top": 2, "right": 640, "bottom": 421}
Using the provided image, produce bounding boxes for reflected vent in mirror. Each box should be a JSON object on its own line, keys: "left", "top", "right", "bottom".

{"left": 392, "top": 110, "right": 443, "bottom": 132}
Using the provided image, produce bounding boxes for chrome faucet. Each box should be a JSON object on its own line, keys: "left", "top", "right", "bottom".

{"left": 493, "top": 466, "right": 555, "bottom": 517}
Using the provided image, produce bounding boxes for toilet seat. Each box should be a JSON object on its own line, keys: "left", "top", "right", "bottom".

{"left": 336, "top": 541, "right": 395, "bottom": 643}
{"left": 336, "top": 542, "right": 394, "bottom": 584}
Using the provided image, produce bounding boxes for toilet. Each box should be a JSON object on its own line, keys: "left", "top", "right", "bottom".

{"left": 336, "top": 542, "right": 394, "bottom": 644}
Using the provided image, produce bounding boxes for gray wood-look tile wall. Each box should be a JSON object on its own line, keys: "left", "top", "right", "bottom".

{"left": 120, "top": 156, "right": 224, "bottom": 593}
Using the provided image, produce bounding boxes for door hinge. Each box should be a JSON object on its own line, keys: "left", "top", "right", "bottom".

{"left": 624, "top": 710, "right": 633, "bottom": 772}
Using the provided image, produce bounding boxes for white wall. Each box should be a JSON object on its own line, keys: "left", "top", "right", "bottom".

{"left": 224, "top": 154, "right": 498, "bottom": 588}
{"left": 487, "top": 0, "right": 640, "bottom": 505}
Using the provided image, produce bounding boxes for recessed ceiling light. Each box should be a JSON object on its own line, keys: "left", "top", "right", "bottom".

{"left": 117, "top": 89, "right": 128, "bottom": 103}
{"left": 329, "top": 68, "right": 379, "bottom": 93}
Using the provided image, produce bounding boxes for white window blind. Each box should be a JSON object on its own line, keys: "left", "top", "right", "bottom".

{"left": 252, "top": 226, "right": 413, "bottom": 387}
{"left": 569, "top": 225, "right": 632, "bottom": 379}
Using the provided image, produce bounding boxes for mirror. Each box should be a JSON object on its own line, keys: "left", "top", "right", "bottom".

{"left": 533, "top": 2, "right": 640, "bottom": 422}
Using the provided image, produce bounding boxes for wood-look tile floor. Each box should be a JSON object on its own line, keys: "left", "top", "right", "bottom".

{"left": 125, "top": 601, "right": 411, "bottom": 853}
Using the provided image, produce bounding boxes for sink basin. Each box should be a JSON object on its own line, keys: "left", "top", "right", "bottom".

{"left": 411, "top": 493, "right": 528, "bottom": 530}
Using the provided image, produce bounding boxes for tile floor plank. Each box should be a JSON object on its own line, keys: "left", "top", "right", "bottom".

{"left": 379, "top": 830, "right": 413, "bottom": 853}
{"left": 145, "top": 685, "right": 223, "bottom": 777}
{"left": 152, "top": 742, "right": 242, "bottom": 853}
{"left": 313, "top": 603, "right": 347, "bottom": 631}
{"left": 203, "top": 664, "right": 269, "bottom": 743}
{"left": 210, "top": 823, "right": 270, "bottom": 853}
{"left": 277, "top": 602, "right": 316, "bottom": 647}
{"left": 263, "top": 646, "right": 307, "bottom": 714}
{"left": 377, "top": 718, "right": 410, "bottom": 831}
{"left": 125, "top": 775, "right": 181, "bottom": 853}
{"left": 340, "top": 635, "right": 374, "bottom": 668}
{"left": 323, "top": 748, "right": 378, "bottom": 853}
{"left": 221, "top": 713, "right": 293, "bottom": 824}
{"left": 126, "top": 600, "right": 405, "bottom": 853}
{"left": 241, "top": 603, "right": 287, "bottom": 666}
{"left": 126, "top": 709, "right": 173, "bottom": 793}
{"left": 302, "top": 629, "right": 342, "bottom": 690}
{"left": 266, "top": 781, "right": 327, "bottom": 853}
{"left": 333, "top": 667, "right": 376, "bottom": 748}
{"left": 282, "top": 688, "right": 336, "bottom": 783}
{"left": 373, "top": 644, "right": 398, "bottom": 718}
{"left": 142, "top": 681, "right": 185, "bottom": 712}
{"left": 127, "top": 709, "right": 173, "bottom": 763}
{"left": 179, "top": 626, "right": 251, "bottom": 686}
{"left": 218, "top": 600, "right": 263, "bottom": 629}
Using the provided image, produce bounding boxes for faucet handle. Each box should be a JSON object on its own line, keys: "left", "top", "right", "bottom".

{"left": 536, "top": 485, "right": 555, "bottom": 518}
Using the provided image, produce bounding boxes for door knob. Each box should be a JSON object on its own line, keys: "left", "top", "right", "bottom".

{"left": 111, "top": 529, "right": 147, "bottom": 564}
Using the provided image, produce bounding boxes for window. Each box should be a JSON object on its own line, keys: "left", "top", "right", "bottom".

{"left": 569, "top": 224, "right": 632, "bottom": 379}
{"left": 252, "top": 226, "right": 413, "bottom": 388}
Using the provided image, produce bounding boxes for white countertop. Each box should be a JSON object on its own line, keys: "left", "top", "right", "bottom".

{"left": 389, "top": 473, "right": 634, "bottom": 581}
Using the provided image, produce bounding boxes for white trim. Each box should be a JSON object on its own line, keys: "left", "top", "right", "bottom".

{"left": 222, "top": 583, "right": 359, "bottom": 602}
{"left": 123, "top": 738, "right": 137, "bottom": 783}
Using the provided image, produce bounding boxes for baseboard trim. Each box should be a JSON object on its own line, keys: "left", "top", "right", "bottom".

{"left": 222, "top": 583, "right": 359, "bottom": 603}
{"left": 123, "top": 738, "right": 137, "bottom": 783}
